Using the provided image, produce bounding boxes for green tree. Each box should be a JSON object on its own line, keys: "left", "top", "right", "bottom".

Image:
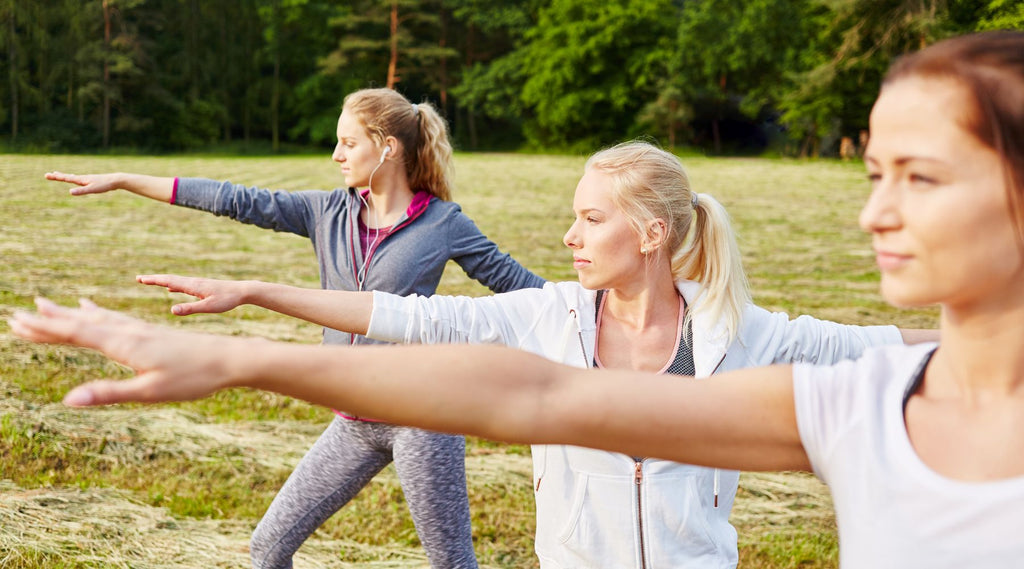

{"left": 978, "top": 0, "right": 1024, "bottom": 30}
{"left": 774, "top": 0, "right": 958, "bottom": 156}
{"left": 447, "top": 0, "right": 536, "bottom": 148}
{"left": 672, "top": 0, "right": 816, "bottom": 153}
{"left": 517, "top": 0, "right": 675, "bottom": 150}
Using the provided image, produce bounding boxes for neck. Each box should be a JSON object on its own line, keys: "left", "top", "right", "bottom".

{"left": 930, "top": 293, "right": 1024, "bottom": 400}
{"left": 603, "top": 266, "right": 679, "bottom": 331}
{"left": 363, "top": 169, "right": 415, "bottom": 228}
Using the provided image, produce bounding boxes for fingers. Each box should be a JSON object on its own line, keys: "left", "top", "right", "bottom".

{"left": 9, "top": 297, "right": 137, "bottom": 351}
{"left": 137, "top": 274, "right": 236, "bottom": 315}
{"left": 8, "top": 308, "right": 98, "bottom": 349}
{"left": 63, "top": 374, "right": 182, "bottom": 407}
{"left": 44, "top": 171, "right": 79, "bottom": 183}
{"left": 45, "top": 171, "right": 113, "bottom": 196}
{"left": 136, "top": 273, "right": 193, "bottom": 292}
{"left": 170, "top": 297, "right": 226, "bottom": 316}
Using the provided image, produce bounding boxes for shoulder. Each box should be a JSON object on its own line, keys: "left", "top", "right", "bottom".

{"left": 793, "top": 343, "right": 935, "bottom": 481}
{"left": 794, "top": 343, "right": 936, "bottom": 401}
{"left": 424, "top": 197, "right": 463, "bottom": 217}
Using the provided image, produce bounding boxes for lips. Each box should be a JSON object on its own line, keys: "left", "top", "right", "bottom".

{"left": 875, "top": 250, "right": 912, "bottom": 270}
{"left": 572, "top": 256, "right": 590, "bottom": 270}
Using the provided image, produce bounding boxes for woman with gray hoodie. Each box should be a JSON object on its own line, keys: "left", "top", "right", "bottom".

{"left": 44, "top": 88, "right": 544, "bottom": 569}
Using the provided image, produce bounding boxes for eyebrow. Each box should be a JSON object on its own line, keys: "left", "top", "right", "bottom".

{"left": 864, "top": 155, "right": 948, "bottom": 167}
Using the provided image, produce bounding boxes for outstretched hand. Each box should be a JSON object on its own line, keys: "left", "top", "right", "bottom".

{"left": 7, "top": 298, "right": 241, "bottom": 407}
{"left": 44, "top": 171, "right": 123, "bottom": 196}
{"left": 137, "top": 274, "right": 249, "bottom": 316}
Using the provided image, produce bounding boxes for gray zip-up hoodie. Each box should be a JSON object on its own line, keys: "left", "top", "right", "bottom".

{"left": 173, "top": 177, "right": 546, "bottom": 346}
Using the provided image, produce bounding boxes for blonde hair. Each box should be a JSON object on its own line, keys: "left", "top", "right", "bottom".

{"left": 342, "top": 88, "right": 454, "bottom": 201}
{"left": 585, "top": 141, "right": 751, "bottom": 341}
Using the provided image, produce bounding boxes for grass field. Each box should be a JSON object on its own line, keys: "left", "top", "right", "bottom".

{"left": 0, "top": 152, "right": 938, "bottom": 568}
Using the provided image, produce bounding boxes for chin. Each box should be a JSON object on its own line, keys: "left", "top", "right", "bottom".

{"left": 880, "top": 284, "right": 936, "bottom": 309}
{"left": 575, "top": 274, "right": 604, "bottom": 291}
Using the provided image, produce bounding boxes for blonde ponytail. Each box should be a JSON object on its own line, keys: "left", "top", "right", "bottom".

{"left": 673, "top": 193, "right": 750, "bottom": 341}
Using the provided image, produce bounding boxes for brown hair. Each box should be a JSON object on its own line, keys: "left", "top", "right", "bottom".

{"left": 342, "top": 88, "right": 454, "bottom": 201}
{"left": 884, "top": 31, "right": 1024, "bottom": 237}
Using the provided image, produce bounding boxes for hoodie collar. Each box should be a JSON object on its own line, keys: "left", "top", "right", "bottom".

{"left": 355, "top": 188, "right": 433, "bottom": 229}
{"left": 676, "top": 280, "right": 732, "bottom": 377}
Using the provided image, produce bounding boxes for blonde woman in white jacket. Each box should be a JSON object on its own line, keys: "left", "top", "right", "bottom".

{"left": 67, "top": 142, "right": 928, "bottom": 568}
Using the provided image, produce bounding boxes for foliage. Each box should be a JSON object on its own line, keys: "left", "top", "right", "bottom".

{"left": 516, "top": 0, "right": 676, "bottom": 150}
{"left": 0, "top": 0, "right": 1020, "bottom": 155}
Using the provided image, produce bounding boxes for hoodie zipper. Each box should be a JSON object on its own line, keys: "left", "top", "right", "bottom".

{"left": 635, "top": 458, "right": 648, "bottom": 569}
{"left": 708, "top": 352, "right": 726, "bottom": 508}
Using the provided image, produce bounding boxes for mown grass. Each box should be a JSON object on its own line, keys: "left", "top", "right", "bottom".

{"left": 0, "top": 152, "right": 937, "bottom": 568}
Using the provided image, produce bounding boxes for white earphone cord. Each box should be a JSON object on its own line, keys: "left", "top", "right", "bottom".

{"left": 355, "top": 153, "right": 387, "bottom": 291}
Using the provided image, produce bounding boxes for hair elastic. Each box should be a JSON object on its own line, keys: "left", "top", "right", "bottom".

{"left": 411, "top": 103, "right": 419, "bottom": 116}
{"left": 691, "top": 193, "right": 699, "bottom": 209}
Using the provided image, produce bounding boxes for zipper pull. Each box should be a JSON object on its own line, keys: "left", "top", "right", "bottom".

{"left": 713, "top": 468, "right": 720, "bottom": 508}
{"left": 535, "top": 475, "right": 543, "bottom": 492}
{"left": 634, "top": 460, "right": 643, "bottom": 485}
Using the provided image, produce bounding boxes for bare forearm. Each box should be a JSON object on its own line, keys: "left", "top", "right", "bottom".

{"left": 117, "top": 173, "right": 176, "bottom": 202}
{"left": 241, "top": 282, "right": 372, "bottom": 334}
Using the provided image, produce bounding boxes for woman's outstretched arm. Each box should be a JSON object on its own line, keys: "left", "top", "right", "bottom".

{"left": 136, "top": 274, "right": 373, "bottom": 334}
{"left": 45, "top": 172, "right": 176, "bottom": 201}
{"left": 8, "top": 298, "right": 809, "bottom": 473}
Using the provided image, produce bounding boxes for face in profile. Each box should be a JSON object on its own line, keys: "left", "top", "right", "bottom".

{"left": 331, "top": 109, "right": 385, "bottom": 189}
{"left": 860, "top": 76, "right": 1024, "bottom": 310}
{"left": 563, "top": 169, "right": 647, "bottom": 291}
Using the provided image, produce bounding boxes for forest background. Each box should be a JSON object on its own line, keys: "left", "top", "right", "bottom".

{"left": 2, "top": 0, "right": 1022, "bottom": 158}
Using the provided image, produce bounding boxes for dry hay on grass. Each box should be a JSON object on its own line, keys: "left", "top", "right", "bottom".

{"left": 1, "top": 381, "right": 322, "bottom": 472}
{"left": 1, "top": 379, "right": 533, "bottom": 486}
{"left": 732, "top": 471, "right": 835, "bottom": 538}
{"left": 0, "top": 480, "right": 433, "bottom": 569}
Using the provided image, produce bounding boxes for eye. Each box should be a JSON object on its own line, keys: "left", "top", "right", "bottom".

{"left": 866, "top": 172, "right": 882, "bottom": 184}
{"left": 908, "top": 173, "right": 936, "bottom": 185}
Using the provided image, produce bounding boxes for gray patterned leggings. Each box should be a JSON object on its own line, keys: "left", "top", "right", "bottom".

{"left": 250, "top": 416, "right": 478, "bottom": 568}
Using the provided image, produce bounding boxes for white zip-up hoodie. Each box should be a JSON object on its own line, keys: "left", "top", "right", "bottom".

{"left": 367, "top": 281, "right": 903, "bottom": 569}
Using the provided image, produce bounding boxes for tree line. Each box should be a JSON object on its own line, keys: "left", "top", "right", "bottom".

{"left": 1, "top": 0, "right": 1020, "bottom": 155}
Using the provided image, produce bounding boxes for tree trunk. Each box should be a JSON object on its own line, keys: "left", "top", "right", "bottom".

{"left": 711, "top": 118, "right": 721, "bottom": 154}
{"left": 271, "top": 0, "right": 280, "bottom": 151}
{"left": 7, "top": 2, "right": 17, "bottom": 142}
{"left": 102, "top": 0, "right": 111, "bottom": 148}
{"left": 465, "top": 23, "right": 476, "bottom": 149}
{"left": 668, "top": 98, "right": 677, "bottom": 150}
{"left": 439, "top": 3, "right": 447, "bottom": 111}
{"left": 387, "top": 0, "right": 398, "bottom": 88}
{"left": 220, "top": 2, "right": 231, "bottom": 142}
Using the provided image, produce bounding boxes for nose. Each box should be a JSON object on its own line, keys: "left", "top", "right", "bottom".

{"left": 563, "top": 219, "right": 580, "bottom": 249}
{"left": 858, "top": 176, "right": 902, "bottom": 234}
{"left": 332, "top": 143, "right": 345, "bottom": 163}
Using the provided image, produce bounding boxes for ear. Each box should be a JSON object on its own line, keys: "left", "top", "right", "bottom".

{"left": 641, "top": 219, "right": 668, "bottom": 252}
{"left": 383, "top": 136, "right": 401, "bottom": 160}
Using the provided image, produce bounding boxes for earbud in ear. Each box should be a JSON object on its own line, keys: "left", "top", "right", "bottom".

{"left": 379, "top": 145, "right": 392, "bottom": 163}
